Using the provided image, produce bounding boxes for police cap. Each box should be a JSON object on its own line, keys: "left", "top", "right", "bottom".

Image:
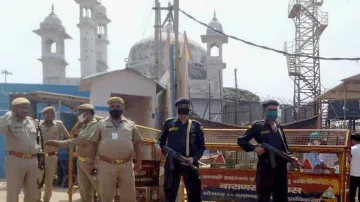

{"left": 175, "top": 97, "right": 191, "bottom": 107}
{"left": 41, "top": 106, "right": 55, "bottom": 113}
{"left": 11, "top": 97, "right": 30, "bottom": 106}
{"left": 261, "top": 100, "right": 279, "bottom": 108}
{"left": 309, "top": 132, "right": 321, "bottom": 140}
{"left": 77, "top": 104, "right": 94, "bottom": 111}
{"left": 107, "top": 97, "right": 125, "bottom": 105}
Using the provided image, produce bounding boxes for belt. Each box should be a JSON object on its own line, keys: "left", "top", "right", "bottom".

{"left": 8, "top": 151, "right": 37, "bottom": 159}
{"left": 78, "top": 156, "right": 89, "bottom": 162}
{"left": 100, "top": 155, "right": 132, "bottom": 165}
{"left": 45, "top": 152, "right": 57, "bottom": 157}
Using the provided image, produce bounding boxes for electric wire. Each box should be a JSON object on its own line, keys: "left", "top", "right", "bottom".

{"left": 179, "top": 8, "right": 360, "bottom": 61}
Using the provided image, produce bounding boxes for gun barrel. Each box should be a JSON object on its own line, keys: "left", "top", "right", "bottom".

{"left": 260, "top": 143, "right": 293, "bottom": 162}
{"left": 163, "top": 146, "right": 198, "bottom": 170}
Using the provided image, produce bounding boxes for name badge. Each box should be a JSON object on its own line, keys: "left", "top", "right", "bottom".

{"left": 112, "top": 131, "right": 118, "bottom": 140}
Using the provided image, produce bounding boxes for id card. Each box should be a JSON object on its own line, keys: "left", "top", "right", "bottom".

{"left": 112, "top": 131, "right": 118, "bottom": 139}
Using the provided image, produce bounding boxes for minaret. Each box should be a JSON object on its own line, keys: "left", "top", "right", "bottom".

{"left": 33, "top": 5, "right": 72, "bottom": 85}
{"left": 75, "top": 0, "right": 99, "bottom": 77}
{"left": 201, "top": 11, "right": 228, "bottom": 99}
{"left": 94, "top": 2, "right": 111, "bottom": 73}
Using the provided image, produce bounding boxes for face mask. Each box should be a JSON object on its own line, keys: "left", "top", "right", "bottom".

{"left": 77, "top": 113, "right": 85, "bottom": 123}
{"left": 264, "top": 110, "right": 278, "bottom": 121}
{"left": 313, "top": 140, "right": 320, "bottom": 146}
{"left": 177, "top": 108, "right": 190, "bottom": 115}
{"left": 109, "top": 109, "right": 123, "bottom": 119}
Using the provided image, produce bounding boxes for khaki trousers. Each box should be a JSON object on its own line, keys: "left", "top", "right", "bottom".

{"left": 5, "top": 155, "right": 38, "bottom": 202}
{"left": 77, "top": 159, "right": 99, "bottom": 202}
{"left": 98, "top": 160, "right": 136, "bottom": 202}
{"left": 36, "top": 155, "right": 57, "bottom": 202}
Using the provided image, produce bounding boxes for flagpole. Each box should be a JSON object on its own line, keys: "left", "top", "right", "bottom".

{"left": 173, "top": 0, "right": 180, "bottom": 99}
{"left": 170, "top": 44, "right": 176, "bottom": 117}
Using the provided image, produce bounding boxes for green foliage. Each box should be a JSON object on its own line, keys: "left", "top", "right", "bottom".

{"left": 223, "top": 87, "right": 260, "bottom": 102}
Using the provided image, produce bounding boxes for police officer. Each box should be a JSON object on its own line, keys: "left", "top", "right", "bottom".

{"left": 157, "top": 97, "right": 205, "bottom": 202}
{"left": 36, "top": 106, "right": 70, "bottom": 202}
{"left": 237, "top": 100, "right": 299, "bottom": 202}
{"left": 0, "top": 97, "right": 40, "bottom": 202}
{"left": 45, "top": 104, "right": 99, "bottom": 202}
{"left": 89, "top": 96, "right": 143, "bottom": 202}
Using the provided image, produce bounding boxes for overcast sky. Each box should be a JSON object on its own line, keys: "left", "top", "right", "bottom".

{"left": 0, "top": 0, "right": 359, "bottom": 101}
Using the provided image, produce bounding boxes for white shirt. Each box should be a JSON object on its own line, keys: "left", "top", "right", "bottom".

{"left": 350, "top": 144, "right": 360, "bottom": 176}
{"left": 318, "top": 153, "right": 339, "bottom": 168}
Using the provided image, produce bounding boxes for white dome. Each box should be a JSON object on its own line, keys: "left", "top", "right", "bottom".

{"left": 40, "top": 6, "right": 65, "bottom": 31}
{"left": 127, "top": 26, "right": 208, "bottom": 80}
{"left": 207, "top": 12, "right": 223, "bottom": 35}
{"left": 95, "top": 4, "right": 107, "bottom": 15}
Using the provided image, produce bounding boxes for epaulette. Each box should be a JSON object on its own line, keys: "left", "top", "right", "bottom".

{"left": 164, "top": 118, "right": 175, "bottom": 125}
{"left": 248, "top": 120, "right": 265, "bottom": 129}
{"left": 191, "top": 119, "right": 201, "bottom": 126}
{"left": 55, "top": 120, "right": 63, "bottom": 124}
{"left": 252, "top": 120, "right": 265, "bottom": 125}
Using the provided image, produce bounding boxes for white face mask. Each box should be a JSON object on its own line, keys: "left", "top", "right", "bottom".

{"left": 77, "top": 113, "right": 85, "bottom": 123}
{"left": 313, "top": 140, "right": 320, "bottom": 146}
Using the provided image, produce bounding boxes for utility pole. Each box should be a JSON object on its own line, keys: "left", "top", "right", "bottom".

{"left": 234, "top": 68, "right": 238, "bottom": 125}
{"left": 173, "top": 0, "right": 180, "bottom": 99}
{"left": 2, "top": 70, "right": 12, "bottom": 83}
{"left": 208, "top": 82, "right": 212, "bottom": 120}
{"left": 153, "top": 0, "right": 161, "bottom": 80}
{"left": 219, "top": 70, "right": 223, "bottom": 122}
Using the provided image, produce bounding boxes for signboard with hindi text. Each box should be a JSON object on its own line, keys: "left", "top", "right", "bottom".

{"left": 135, "top": 160, "right": 160, "bottom": 187}
{"left": 200, "top": 168, "right": 340, "bottom": 201}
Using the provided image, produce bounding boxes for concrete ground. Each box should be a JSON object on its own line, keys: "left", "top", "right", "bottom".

{"left": 0, "top": 180, "right": 81, "bottom": 201}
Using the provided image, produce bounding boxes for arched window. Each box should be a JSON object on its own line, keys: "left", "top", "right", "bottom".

{"left": 210, "top": 45, "right": 219, "bottom": 56}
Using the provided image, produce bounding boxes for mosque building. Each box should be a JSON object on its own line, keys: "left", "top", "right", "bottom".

{"left": 33, "top": 1, "right": 229, "bottom": 120}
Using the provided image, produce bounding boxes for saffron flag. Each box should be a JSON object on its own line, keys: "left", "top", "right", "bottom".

{"left": 178, "top": 31, "right": 192, "bottom": 98}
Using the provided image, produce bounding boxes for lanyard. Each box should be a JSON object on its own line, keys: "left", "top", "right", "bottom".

{"left": 111, "top": 120, "right": 121, "bottom": 132}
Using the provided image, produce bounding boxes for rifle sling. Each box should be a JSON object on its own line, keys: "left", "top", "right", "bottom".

{"left": 277, "top": 127, "right": 289, "bottom": 154}
{"left": 186, "top": 119, "right": 192, "bottom": 157}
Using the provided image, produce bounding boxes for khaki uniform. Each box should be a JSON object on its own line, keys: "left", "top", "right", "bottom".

{"left": 36, "top": 120, "right": 70, "bottom": 202}
{"left": 90, "top": 116, "right": 143, "bottom": 202}
{"left": 58, "top": 118, "right": 98, "bottom": 202}
{"left": 0, "top": 111, "right": 40, "bottom": 202}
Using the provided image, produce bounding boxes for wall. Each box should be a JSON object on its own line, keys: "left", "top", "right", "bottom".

{"left": 222, "top": 100, "right": 262, "bottom": 126}
{"left": 88, "top": 70, "right": 158, "bottom": 129}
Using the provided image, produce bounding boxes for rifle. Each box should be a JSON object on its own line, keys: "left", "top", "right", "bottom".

{"left": 36, "top": 115, "right": 46, "bottom": 189}
{"left": 162, "top": 145, "right": 198, "bottom": 170}
{"left": 259, "top": 142, "right": 294, "bottom": 168}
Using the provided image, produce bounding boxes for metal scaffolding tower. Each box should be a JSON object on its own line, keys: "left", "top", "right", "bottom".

{"left": 284, "top": 0, "right": 328, "bottom": 121}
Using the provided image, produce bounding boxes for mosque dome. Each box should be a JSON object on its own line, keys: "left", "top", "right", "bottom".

{"left": 95, "top": 4, "right": 107, "bottom": 15}
{"left": 40, "top": 5, "right": 65, "bottom": 31}
{"left": 127, "top": 23, "right": 208, "bottom": 80}
{"left": 207, "top": 11, "right": 223, "bottom": 35}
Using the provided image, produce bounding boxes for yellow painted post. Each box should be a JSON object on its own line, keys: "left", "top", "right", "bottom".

{"left": 68, "top": 122, "right": 79, "bottom": 202}
{"left": 177, "top": 177, "right": 185, "bottom": 202}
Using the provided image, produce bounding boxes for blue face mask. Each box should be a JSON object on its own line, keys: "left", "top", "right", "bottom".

{"left": 265, "top": 110, "right": 278, "bottom": 121}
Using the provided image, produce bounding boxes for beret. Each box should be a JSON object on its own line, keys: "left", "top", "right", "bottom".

{"left": 11, "top": 97, "right": 30, "bottom": 106}
{"left": 262, "top": 100, "right": 279, "bottom": 107}
{"left": 77, "top": 103, "right": 95, "bottom": 111}
{"left": 175, "top": 97, "right": 191, "bottom": 107}
{"left": 309, "top": 132, "right": 321, "bottom": 140}
{"left": 107, "top": 97, "right": 125, "bottom": 105}
{"left": 41, "top": 106, "right": 55, "bottom": 113}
